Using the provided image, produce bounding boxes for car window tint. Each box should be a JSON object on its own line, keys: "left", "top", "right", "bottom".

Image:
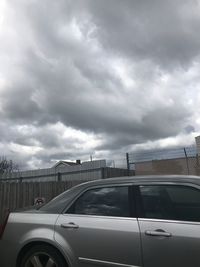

{"left": 140, "top": 185, "right": 200, "bottom": 222}
{"left": 68, "top": 186, "right": 131, "bottom": 217}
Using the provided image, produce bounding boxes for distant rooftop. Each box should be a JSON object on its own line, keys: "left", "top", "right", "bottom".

{"left": 52, "top": 160, "right": 81, "bottom": 168}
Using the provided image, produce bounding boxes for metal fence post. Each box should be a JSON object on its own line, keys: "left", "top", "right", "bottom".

{"left": 184, "top": 147, "right": 190, "bottom": 175}
{"left": 101, "top": 168, "right": 105, "bottom": 179}
{"left": 57, "top": 172, "right": 62, "bottom": 182}
{"left": 126, "top": 153, "right": 130, "bottom": 176}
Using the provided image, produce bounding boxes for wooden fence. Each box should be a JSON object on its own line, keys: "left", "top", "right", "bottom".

{"left": 0, "top": 167, "right": 135, "bottom": 223}
{"left": 0, "top": 180, "right": 88, "bottom": 223}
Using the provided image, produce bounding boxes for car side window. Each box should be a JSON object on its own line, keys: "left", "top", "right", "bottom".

{"left": 67, "top": 186, "right": 131, "bottom": 217}
{"left": 139, "top": 185, "right": 200, "bottom": 222}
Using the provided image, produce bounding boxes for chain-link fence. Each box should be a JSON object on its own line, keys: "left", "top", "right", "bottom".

{"left": 126, "top": 146, "right": 200, "bottom": 176}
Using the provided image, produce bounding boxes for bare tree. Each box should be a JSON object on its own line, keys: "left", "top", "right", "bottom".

{"left": 0, "top": 157, "right": 19, "bottom": 178}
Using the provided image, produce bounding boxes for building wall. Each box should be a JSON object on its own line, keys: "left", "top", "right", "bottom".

{"left": 196, "top": 136, "right": 200, "bottom": 156}
{"left": 1, "top": 160, "right": 106, "bottom": 181}
{"left": 135, "top": 157, "right": 199, "bottom": 176}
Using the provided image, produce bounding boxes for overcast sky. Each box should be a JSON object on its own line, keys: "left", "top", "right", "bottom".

{"left": 0, "top": 0, "right": 200, "bottom": 169}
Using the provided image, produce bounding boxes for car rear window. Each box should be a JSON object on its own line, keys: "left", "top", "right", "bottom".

{"left": 67, "top": 186, "right": 132, "bottom": 217}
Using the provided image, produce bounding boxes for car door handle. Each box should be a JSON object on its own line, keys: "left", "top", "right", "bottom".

{"left": 61, "top": 222, "right": 79, "bottom": 229}
{"left": 145, "top": 229, "right": 172, "bottom": 237}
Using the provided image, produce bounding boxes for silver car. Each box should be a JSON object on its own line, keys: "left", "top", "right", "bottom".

{"left": 1, "top": 175, "right": 200, "bottom": 267}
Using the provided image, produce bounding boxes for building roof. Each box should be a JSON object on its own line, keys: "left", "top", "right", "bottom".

{"left": 52, "top": 160, "right": 79, "bottom": 168}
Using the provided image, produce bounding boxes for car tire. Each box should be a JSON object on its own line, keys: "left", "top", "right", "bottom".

{"left": 20, "top": 244, "right": 67, "bottom": 267}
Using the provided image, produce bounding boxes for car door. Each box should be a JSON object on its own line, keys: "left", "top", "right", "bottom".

{"left": 137, "top": 182, "right": 200, "bottom": 267}
{"left": 55, "top": 184, "right": 142, "bottom": 267}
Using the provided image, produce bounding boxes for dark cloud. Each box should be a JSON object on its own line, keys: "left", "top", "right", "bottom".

{"left": 82, "top": 0, "right": 200, "bottom": 68}
{"left": 0, "top": 0, "right": 199, "bottom": 169}
{"left": 184, "top": 125, "right": 195, "bottom": 134}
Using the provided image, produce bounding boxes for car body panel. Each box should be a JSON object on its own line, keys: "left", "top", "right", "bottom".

{"left": 55, "top": 214, "right": 142, "bottom": 267}
{"left": 0, "top": 213, "right": 59, "bottom": 267}
{"left": 1, "top": 175, "right": 200, "bottom": 267}
{"left": 139, "top": 218, "right": 200, "bottom": 267}
{"left": 135, "top": 180, "right": 200, "bottom": 267}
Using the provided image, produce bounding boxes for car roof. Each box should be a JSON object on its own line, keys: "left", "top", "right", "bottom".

{"left": 77, "top": 175, "right": 200, "bottom": 189}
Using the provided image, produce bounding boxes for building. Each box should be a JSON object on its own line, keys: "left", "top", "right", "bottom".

{"left": 135, "top": 156, "right": 199, "bottom": 176}
{"left": 195, "top": 136, "right": 200, "bottom": 155}
{"left": 1, "top": 159, "right": 132, "bottom": 182}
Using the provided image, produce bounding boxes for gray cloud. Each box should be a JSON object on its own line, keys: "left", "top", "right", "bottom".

{"left": 0, "top": 0, "right": 199, "bottom": 169}
{"left": 82, "top": 0, "right": 200, "bottom": 68}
